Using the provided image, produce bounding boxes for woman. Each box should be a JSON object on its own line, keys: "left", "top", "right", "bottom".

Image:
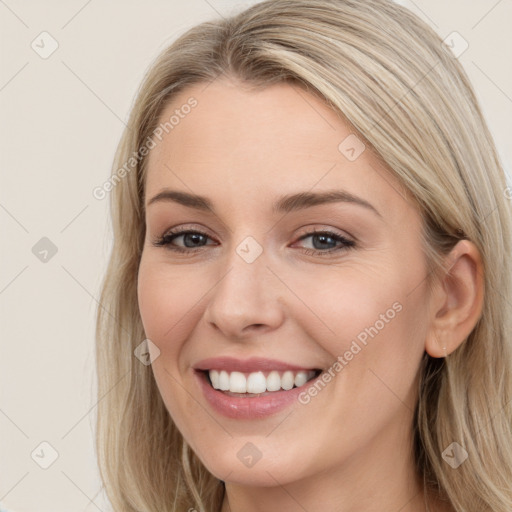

{"left": 95, "top": 0, "right": 512, "bottom": 510}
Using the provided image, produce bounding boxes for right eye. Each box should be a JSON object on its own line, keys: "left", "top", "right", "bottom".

{"left": 153, "top": 229, "right": 218, "bottom": 253}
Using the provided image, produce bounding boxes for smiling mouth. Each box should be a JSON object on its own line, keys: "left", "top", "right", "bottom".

{"left": 201, "top": 368, "right": 322, "bottom": 397}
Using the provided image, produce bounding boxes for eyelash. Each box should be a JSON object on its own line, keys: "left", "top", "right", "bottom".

{"left": 152, "top": 228, "right": 356, "bottom": 256}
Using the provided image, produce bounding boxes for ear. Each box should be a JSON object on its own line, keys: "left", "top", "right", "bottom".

{"left": 425, "top": 240, "right": 484, "bottom": 358}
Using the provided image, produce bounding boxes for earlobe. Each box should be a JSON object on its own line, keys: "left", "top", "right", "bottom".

{"left": 424, "top": 240, "right": 484, "bottom": 358}
{"left": 425, "top": 326, "right": 448, "bottom": 358}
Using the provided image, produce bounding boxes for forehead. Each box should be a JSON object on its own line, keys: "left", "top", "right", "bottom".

{"left": 144, "top": 78, "right": 417, "bottom": 224}
{"left": 151, "top": 79, "right": 345, "bottom": 160}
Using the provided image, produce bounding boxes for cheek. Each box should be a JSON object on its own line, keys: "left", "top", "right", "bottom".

{"left": 292, "top": 256, "right": 428, "bottom": 403}
{"left": 136, "top": 256, "right": 209, "bottom": 416}
{"left": 286, "top": 260, "right": 410, "bottom": 355}
{"left": 137, "top": 259, "right": 205, "bottom": 430}
{"left": 137, "top": 257, "right": 205, "bottom": 347}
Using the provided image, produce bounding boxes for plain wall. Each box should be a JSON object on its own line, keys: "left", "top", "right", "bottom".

{"left": 0, "top": 1, "right": 510, "bottom": 511}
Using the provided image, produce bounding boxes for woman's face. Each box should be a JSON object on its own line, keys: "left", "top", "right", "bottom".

{"left": 138, "top": 78, "right": 433, "bottom": 489}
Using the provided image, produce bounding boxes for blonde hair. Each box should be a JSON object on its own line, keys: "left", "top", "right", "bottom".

{"left": 95, "top": 0, "right": 512, "bottom": 510}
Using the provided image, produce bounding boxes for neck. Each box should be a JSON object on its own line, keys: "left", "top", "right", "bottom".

{"left": 220, "top": 471, "right": 452, "bottom": 512}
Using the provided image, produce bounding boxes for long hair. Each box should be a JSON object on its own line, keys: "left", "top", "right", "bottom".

{"left": 95, "top": 1, "right": 512, "bottom": 510}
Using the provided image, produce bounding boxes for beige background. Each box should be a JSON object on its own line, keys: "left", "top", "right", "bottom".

{"left": 0, "top": 1, "right": 510, "bottom": 511}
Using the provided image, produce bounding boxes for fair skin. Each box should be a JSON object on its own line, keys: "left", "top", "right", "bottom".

{"left": 137, "top": 78, "right": 483, "bottom": 512}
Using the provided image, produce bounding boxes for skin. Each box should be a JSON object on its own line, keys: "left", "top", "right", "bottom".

{"left": 137, "top": 77, "right": 483, "bottom": 512}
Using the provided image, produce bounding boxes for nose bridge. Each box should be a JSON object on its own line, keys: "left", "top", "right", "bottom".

{"left": 203, "top": 236, "right": 284, "bottom": 337}
{"left": 221, "top": 233, "right": 270, "bottom": 292}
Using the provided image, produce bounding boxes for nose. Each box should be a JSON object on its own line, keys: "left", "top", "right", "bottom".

{"left": 202, "top": 249, "right": 285, "bottom": 340}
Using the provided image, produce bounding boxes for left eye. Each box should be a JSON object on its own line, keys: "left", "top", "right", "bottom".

{"left": 293, "top": 231, "right": 355, "bottom": 255}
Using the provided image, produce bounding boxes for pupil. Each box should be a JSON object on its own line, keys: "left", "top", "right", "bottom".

{"left": 313, "top": 234, "right": 335, "bottom": 249}
{"left": 184, "top": 233, "right": 205, "bottom": 247}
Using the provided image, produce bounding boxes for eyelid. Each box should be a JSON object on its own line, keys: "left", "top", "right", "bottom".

{"left": 294, "top": 225, "right": 353, "bottom": 240}
{"left": 152, "top": 225, "right": 217, "bottom": 248}
{"left": 158, "top": 223, "right": 217, "bottom": 240}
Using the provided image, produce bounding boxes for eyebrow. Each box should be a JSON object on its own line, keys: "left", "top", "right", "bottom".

{"left": 147, "top": 189, "right": 382, "bottom": 217}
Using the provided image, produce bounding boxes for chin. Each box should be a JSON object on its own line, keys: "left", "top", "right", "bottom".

{"left": 193, "top": 440, "right": 308, "bottom": 487}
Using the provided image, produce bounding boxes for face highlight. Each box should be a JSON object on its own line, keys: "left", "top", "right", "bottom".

{"left": 137, "top": 78, "right": 434, "bottom": 503}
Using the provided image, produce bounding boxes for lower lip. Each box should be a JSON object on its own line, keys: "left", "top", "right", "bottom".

{"left": 194, "top": 370, "right": 318, "bottom": 420}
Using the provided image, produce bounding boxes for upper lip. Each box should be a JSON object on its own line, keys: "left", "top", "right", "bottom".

{"left": 193, "top": 356, "right": 319, "bottom": 373}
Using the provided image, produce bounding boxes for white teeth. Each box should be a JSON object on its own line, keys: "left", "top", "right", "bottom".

{"left": 247, "top": 371, "right": 267, "bottom": 393}
{"left": 219, "top": 370, "right": 230, "bottom": 391}
{"left": 281, "top": 371, "right": 295, "bottom": 390}
{"left": 210, "top": 369, "right": 219, "bottom": 389}
{"left": 294, "top": 371, "right": 308, "bottom": 387}
{"left": 208, "top": 369, "right": 317, "bottom": 393}
{"left": 229, "top": 371, "right": 247, "bottom": 393}
{"left": 266, "top": 370, "right": 281, "bottom": 391}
